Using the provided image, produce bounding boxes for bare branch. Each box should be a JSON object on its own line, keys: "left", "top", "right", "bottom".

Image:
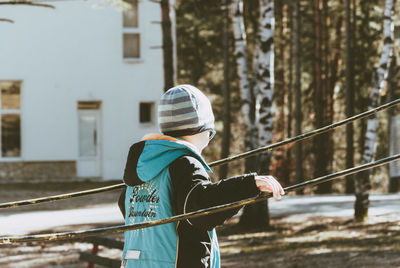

{"left": 0, "top": 1, "right": 55, "bottom": 8}
{"left": 0, "top": 18, "right": 14, "bottom": 23}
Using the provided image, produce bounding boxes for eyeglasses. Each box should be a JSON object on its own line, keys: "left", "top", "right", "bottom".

{"left": 209, "top": 129, "right": 216, "bottom": 141}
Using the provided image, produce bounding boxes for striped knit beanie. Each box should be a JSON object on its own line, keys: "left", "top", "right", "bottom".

{"left": 158, "top": 85, "right": 215, "bottom": 137}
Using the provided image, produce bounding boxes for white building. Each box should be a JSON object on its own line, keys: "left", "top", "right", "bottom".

{"left": 0, "top": 0, "right": 173, "bottom": 180}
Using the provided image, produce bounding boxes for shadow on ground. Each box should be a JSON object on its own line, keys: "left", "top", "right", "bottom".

{"left": 0, "top": 183, "right": 399, "bottom": 267}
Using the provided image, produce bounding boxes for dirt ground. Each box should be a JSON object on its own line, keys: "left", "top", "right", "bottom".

{"left": 0, "top": 182, "right": 399, "bottom": 268}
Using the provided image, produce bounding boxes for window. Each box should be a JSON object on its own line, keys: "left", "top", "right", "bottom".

{"left": 123, "top": 34, "right": 140, "bottom": 58}
{"left": 123, "top": 0, "right": 138, "bottom": 28}
{"left": 123, "top": 0, "right": 140, "bottom": 60}
{"left": 140, "top": 102, "right": 154, "bottom": 123}
{"left": 0, "top": 81, "right": 21, "bottom": 158}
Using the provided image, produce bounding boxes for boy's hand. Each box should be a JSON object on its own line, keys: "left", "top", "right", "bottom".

{"left": 255, "top": 175, "right": 285, "bottom": 200}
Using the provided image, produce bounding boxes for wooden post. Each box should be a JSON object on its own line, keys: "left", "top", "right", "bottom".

{"left": 87, "top": 244, "right": 99, "bottom": 268}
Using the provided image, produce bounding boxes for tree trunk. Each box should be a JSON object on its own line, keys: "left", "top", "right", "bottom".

{"left": 287, "top": 2, "right": 293, "bottom": 141}
{"left": 293, "top": 0, "right": 303, "bottom": 193}
{"left": 252, "top": 0, "right": 275, "bottom": 228}
{"left": 284, "top": 1, "right": 294, "bottom": 187}
{"left": 231, "top": 0, "right": 256, "bottom": 166}
{"left": 161, "top": 0, "right": 175, "bottom": 91}
{"left": 313, "top": 0, "right": 332, "bottom": 194}
{"left": 388, "top": 57, "right": 399, "bottom": 193}
{"left": 232, "top": 0, "right": 262, "bottom": 228}
{"left": 345, "top": 0, "right": 355, "bottom": 194}
{"left": 220, "top": 0, "right": 231, "bottom": 179}
{"left": 354, "top": 0, "right": 395, "bottom": 221}
{"left": 247, "top": 44, "right": 260, "bottom": 174}
{"left": 321, "top": 0, "right": 334, "bottom": 193}
{"left": 271, "top": 0, "right": 286, "bottom": 182}
{"left": 322, "top": 2, "right": 342, "bottom": 193}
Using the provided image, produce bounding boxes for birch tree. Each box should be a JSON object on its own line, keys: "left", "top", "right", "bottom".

{"left": 231, "top": 0, "right": 261, "bottom": 228}
{"left": 345, "top": 0, "right": 355, "bottom": 194}
{"left": 231, "top": 0, "right": 274, "bottom": 228}
{"left": 231, "top": 0, "right": 255, "bottom": 168}
{"left": 354, "top": 0, "right": 395, "bottom": 221}
{"left": 388, "top": 57, "right": 399, "bottom": 193}
{"left": 251, "top": 0, "right": 275, "bottom": 227}
{"left": 256, "top": 0, "right": 274, "bottom": 172}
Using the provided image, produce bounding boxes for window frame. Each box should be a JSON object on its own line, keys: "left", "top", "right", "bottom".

{"left": 123, "top": 0, "right": 142, "bottom": 62}
{"left": 0, "top": 80, "right": 22, "bottom": 161}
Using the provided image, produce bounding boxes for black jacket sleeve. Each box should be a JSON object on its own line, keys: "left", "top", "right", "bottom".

{"left": 119, "top": 142, "right": 145, "bottom": 219}
{"left": 169, "top": 155, "right": 260, "bottom": 230}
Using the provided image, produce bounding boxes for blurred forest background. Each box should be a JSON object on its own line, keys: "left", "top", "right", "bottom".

{"left": 172, "top": 0, "right": 400, "bottom": 227}
{"left": 175, "top": 0, "right": 400, "bottom": 194}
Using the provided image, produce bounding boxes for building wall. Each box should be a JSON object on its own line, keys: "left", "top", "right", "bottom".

{"left": 0, "top": 0, "right": 165, "bottom": 180}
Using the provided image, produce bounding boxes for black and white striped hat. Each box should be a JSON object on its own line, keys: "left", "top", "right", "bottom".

{"left": 158, "top": 85, "right": 215, "bottom": 137}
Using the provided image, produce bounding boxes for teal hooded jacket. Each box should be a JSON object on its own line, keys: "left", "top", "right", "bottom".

{"left": 119, "top": 134, "right": 259, "bottom": 268}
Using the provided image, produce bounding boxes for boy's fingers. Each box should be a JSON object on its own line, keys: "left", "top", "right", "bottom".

{"left": 255, "top": 175, "right": 284, "bottom": 200}
{"left": 268, "top": 176, "right": 284, "bottom": 195}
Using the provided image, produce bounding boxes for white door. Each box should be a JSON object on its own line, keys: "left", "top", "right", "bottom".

{"left": 77, "top": 110, "right": 101, "bottom": 178}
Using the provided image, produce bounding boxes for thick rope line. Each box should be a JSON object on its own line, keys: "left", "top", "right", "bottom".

{"left": 0, "top": 183, "right": 125, "bottom": 209}
{"left": 210, "top": 98, "right": 400, "bottom": 166}
{"left": 1, "top": 153, "right": 399, "bottom": 244}
{"left": 0, "top": 98, "right": 399, "bottom": 210}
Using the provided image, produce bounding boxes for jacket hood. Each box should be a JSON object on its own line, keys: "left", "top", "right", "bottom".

{"left": 136, "top": 134, "right": 212, "bottom": 182}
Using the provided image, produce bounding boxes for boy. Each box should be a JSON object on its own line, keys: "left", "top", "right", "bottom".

{"left": 118, "top": 84, "right": 284, "bottom": 268}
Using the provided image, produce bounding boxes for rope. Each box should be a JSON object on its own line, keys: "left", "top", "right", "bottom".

{"left": 0, "top": 98, "right": 399, "bottom": 210}
{"left": 210, "top": 98, "right": 400, "bottom": 166}
{"left": 1, "top": 152, "right": 399, "bottom": 244}
{"left": 0, "top": 183, "right": 125, "bottom": 209}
